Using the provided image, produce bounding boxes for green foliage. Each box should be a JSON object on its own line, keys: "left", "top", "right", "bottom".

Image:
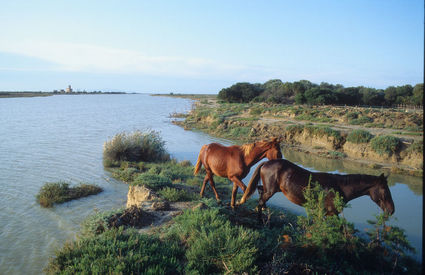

{"left": 80, "top": 208, "right": 125, "bottom": 237}
{"left": 297, "top": 179, "right": 357, "bottom": 257}
{"left": 45, "top": 228, "right": 184, "bottom": 275}
{"left": 305, "top": 125, "right": 343, "bottom": 142}
{"left": 36, "top": 181, "right": 102, "bottom": 208}
{"left": 229, "top": 126, "right": 250, "bottom": 138}
{"left": 218, "top": 82, "right": 263, "bottom": 103}
{"left": 132, "top": 173, "right": 172, "bottom": 191}
{"left": 112, "top": 167, "right": 138, "bottom": 182}
{"left": 103, "top": 130, "right": 170, "bottom": 167}
{"left": 346, "top": 129, "right": 374, "bottom": 143}
{"left": 166, "top": 208, "right": 260, "bottom": 274}
{"left": 217, "top": 79, "right": 422, "bottom": 106}
{"left": 370, "top": 135, "right": 401, "bottom": 155}
{"left": 158, "top": 187, "right": 197, "bottom": 202}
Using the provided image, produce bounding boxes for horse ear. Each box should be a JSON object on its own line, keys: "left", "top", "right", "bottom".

{"left": 379, "top": 173, "right": 389, "bottom": 180}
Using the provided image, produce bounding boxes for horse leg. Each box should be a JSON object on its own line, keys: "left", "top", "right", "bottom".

{"left": 256, "top": 191, "right": 275, "bottom": 223}
{"left": 230, "top": 183, "right": 238, "bottom": 209}
{"left": 207, "top": 172, "right": 221, "bottom": 203}
{"left": 229, "top": 176, "right": 247, "bottom": 207}
{"left": 200, "top": 175, "right": 209, "bottom": 198}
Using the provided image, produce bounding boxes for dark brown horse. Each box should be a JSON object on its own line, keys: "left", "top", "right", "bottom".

{"left": 240, "top": 159, "right": 395, "bottom": 216}
{"left": 194, "top": 138, "right": 282, "bottom": 207}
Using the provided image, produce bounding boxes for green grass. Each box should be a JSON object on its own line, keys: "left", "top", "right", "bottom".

{"left": 407, "top": 140, "right": 423, "bottom": 154}
{"left": 36, "top": 181, "right": 102, "bottom": 208}
{"left": 103, "top": 130, "right": 170, "bottom": 167}
{"left": 45, "top": 228, "right": 184, "bottom": 274}
{"left": 346, "top": 129, "right": 374, "bottom": 144}
{"left": 370, "top": 135, "right": 401, "bottom": 155}
{"left": 158, "top": 187, "right": 197, "bottom": 202}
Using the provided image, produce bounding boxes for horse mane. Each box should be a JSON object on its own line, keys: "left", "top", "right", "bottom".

{"left": 240, "top": 139, "right": 275, "bottom": 157}
{"left": 240, "top": 143, "right": 255, "bottom": 157}
{"left": 342, "top": 173, "right": 380, "bottom": 185}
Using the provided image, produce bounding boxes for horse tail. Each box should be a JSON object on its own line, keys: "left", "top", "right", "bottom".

{"left": 194, "top": 145, "right": 205, "bottom": 175}
{"left": 240, "top": 162, "right": 266, "bottom": 204}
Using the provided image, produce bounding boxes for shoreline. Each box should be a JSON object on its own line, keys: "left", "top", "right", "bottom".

{"left": 165, "top": 94, "right": 423, "bottom": 177}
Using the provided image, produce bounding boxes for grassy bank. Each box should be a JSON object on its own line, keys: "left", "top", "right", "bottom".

{"left": 44, "top": 130, "right": 420, "bottom": 273}
{"left": 47, "top": 159, "right": 421, "bottom": 274}
{"left": 172, "top": 97, "right": 422, "bottom": 176}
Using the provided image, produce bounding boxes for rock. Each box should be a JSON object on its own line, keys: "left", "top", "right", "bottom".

{"left": 126, "top": 185, "right": 161, "bottom": 208}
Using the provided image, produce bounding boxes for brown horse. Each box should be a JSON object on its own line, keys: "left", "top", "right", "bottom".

{"left": 240, "top": 159, "right": 395, "bottom": 216}
{"left": 194, "top": 138, "right": 282, "bottom": 207}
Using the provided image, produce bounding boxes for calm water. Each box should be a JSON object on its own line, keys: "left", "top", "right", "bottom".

{"left": 0, "top": 94, "right": 422, "bottom": 274}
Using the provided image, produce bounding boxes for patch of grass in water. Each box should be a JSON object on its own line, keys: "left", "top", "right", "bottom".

{"left": 36, "top": 181, "right": 102, "bottom": 208}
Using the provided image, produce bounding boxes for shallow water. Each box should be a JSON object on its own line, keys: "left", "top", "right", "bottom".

{"left": 0, "top": 94, "right": 421, "bottom": 274}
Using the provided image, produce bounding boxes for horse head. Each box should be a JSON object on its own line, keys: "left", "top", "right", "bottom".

{"left": 369, "top": 173, "right": 395, "bottom": 215}
{"left": 265, "top": 137, "right": 282, "bottom": 160}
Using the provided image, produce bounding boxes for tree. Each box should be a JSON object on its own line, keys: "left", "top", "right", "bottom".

{"left": 411, "top": 83, "right": 423, "bottom": 105}
{"left": 218, "top": 82, "right": 263, "bottom": 103}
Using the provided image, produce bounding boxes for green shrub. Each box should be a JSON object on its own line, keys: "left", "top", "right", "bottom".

{"left": 111, "top": 167, "right": 138, "bottom": 182}
{"left": 132, "top": 173, "right": 172, "bottom": 191}
{"left": 349, "top": 116, "right": 373, "bottom": 125}
{"left": 103, "top": 130, "right": 170, "bottom": 167}
{"left": 370, "top": 135, "right": 401, "bottom": 155}
{"left": 166, "top": 208, "right": 260, "bottom": 274}
{"left": 297, "top": 179, "right": 358, "bottom": 257}
{"left": 305, "top": 125, "right": 343, "bottom": 142}
{"left": 36, "top": 182, "right": 102, "bottom": 208}
{"left": 346, "top": 129, "right": 374, "bottom": 144}
{"left": 80, "top": 208, "right": 125, "bottom": 237}
{"left": 158, "top": 187, "right": 197, "bottom": 202}
{"left": 45, "top": 228, "right": 184, "bottom": 274}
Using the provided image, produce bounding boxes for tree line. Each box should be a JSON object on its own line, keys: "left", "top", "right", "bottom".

{"left": 218, "top": 79, "right": 423, "bottom": 107}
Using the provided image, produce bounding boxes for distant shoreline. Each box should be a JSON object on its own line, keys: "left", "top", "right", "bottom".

{"left": 0, "top": 91, "right": 128, "bottom": 98}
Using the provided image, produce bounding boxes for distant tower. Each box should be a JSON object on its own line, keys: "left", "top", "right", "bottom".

{"left": 66, "top": 85, "right": 73, "bottom": 93}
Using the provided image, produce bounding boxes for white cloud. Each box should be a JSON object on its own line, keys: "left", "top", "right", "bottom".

{"left": 0, "top": 41, "right": 260, "bottom": 79}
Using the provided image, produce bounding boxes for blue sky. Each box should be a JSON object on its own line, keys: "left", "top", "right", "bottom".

{"left": 0, "top": 0, "right": 423, "bottom": 93}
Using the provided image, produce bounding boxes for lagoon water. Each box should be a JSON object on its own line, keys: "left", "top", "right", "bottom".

{"left": 0, "top": 94, "right": 422, "bottom": 274}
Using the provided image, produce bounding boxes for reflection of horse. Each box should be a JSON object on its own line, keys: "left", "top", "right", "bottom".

{"left": 194, "top": 138, "right": 282, "bottom": 207}
{"left": 240, "top": 159, "right": 395, "bottom": 216}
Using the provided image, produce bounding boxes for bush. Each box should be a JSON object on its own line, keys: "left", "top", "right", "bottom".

{"left": 166, "top": 208, "right": 260, "bottom": 274}
{"left": 158, "top": 187, "right": 197, "bottom": 202}
{"left": 45, "top": 228, "right": 184, "bottom": 274}
{"left": 132, "top": 173, "right": 172, "bottom": 191}
{"left": 103, "top": 130, "right": 170, "bottom": 167}
{"left": 346, "top": 129, "right": 374, "bottom": 144}
{"left": 370, "top": 135, "right": 401, "bottom": 155}
{"left": 36, "top": 182, "right": 102, "bottom": 208}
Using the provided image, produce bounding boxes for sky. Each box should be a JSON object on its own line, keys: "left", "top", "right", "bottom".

{"left": 0, "top": 0, "right": 423, "bottom": 93}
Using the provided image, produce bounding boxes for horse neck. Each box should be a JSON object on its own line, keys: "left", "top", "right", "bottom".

{"left": 243, "top": 145, "right": 269, "bottom": 167}
{"left": 342, "top": 175, "right": 376, "bottom": 201}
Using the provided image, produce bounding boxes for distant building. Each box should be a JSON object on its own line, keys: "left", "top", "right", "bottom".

{"left": 66, "top": 85, "right": 73, "bottom": 93}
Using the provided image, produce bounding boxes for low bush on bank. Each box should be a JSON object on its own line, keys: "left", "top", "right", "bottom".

{"left": 166, "top": 207, "right": 261, "bottom": 274}
{"left": 158, "top": 187, "right": 197, "bottom": 202}
{"left": 370, "top": 135, "right": 401, "bottom": 155}
{"left": 45, "top": 228, "right": 184, "bottom": 274}
{"left": 103, "top": 130, "right": 170, "bottom": 167}
{"left": 36, "top": 181, "right": 102, "bottom": 208}
{"left": 346, "top": 129, "right": 374, "bottom": 143}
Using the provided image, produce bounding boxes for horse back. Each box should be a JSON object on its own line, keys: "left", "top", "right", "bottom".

{"left": 203, "top": 143, "right": 244, "bottom": 177}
